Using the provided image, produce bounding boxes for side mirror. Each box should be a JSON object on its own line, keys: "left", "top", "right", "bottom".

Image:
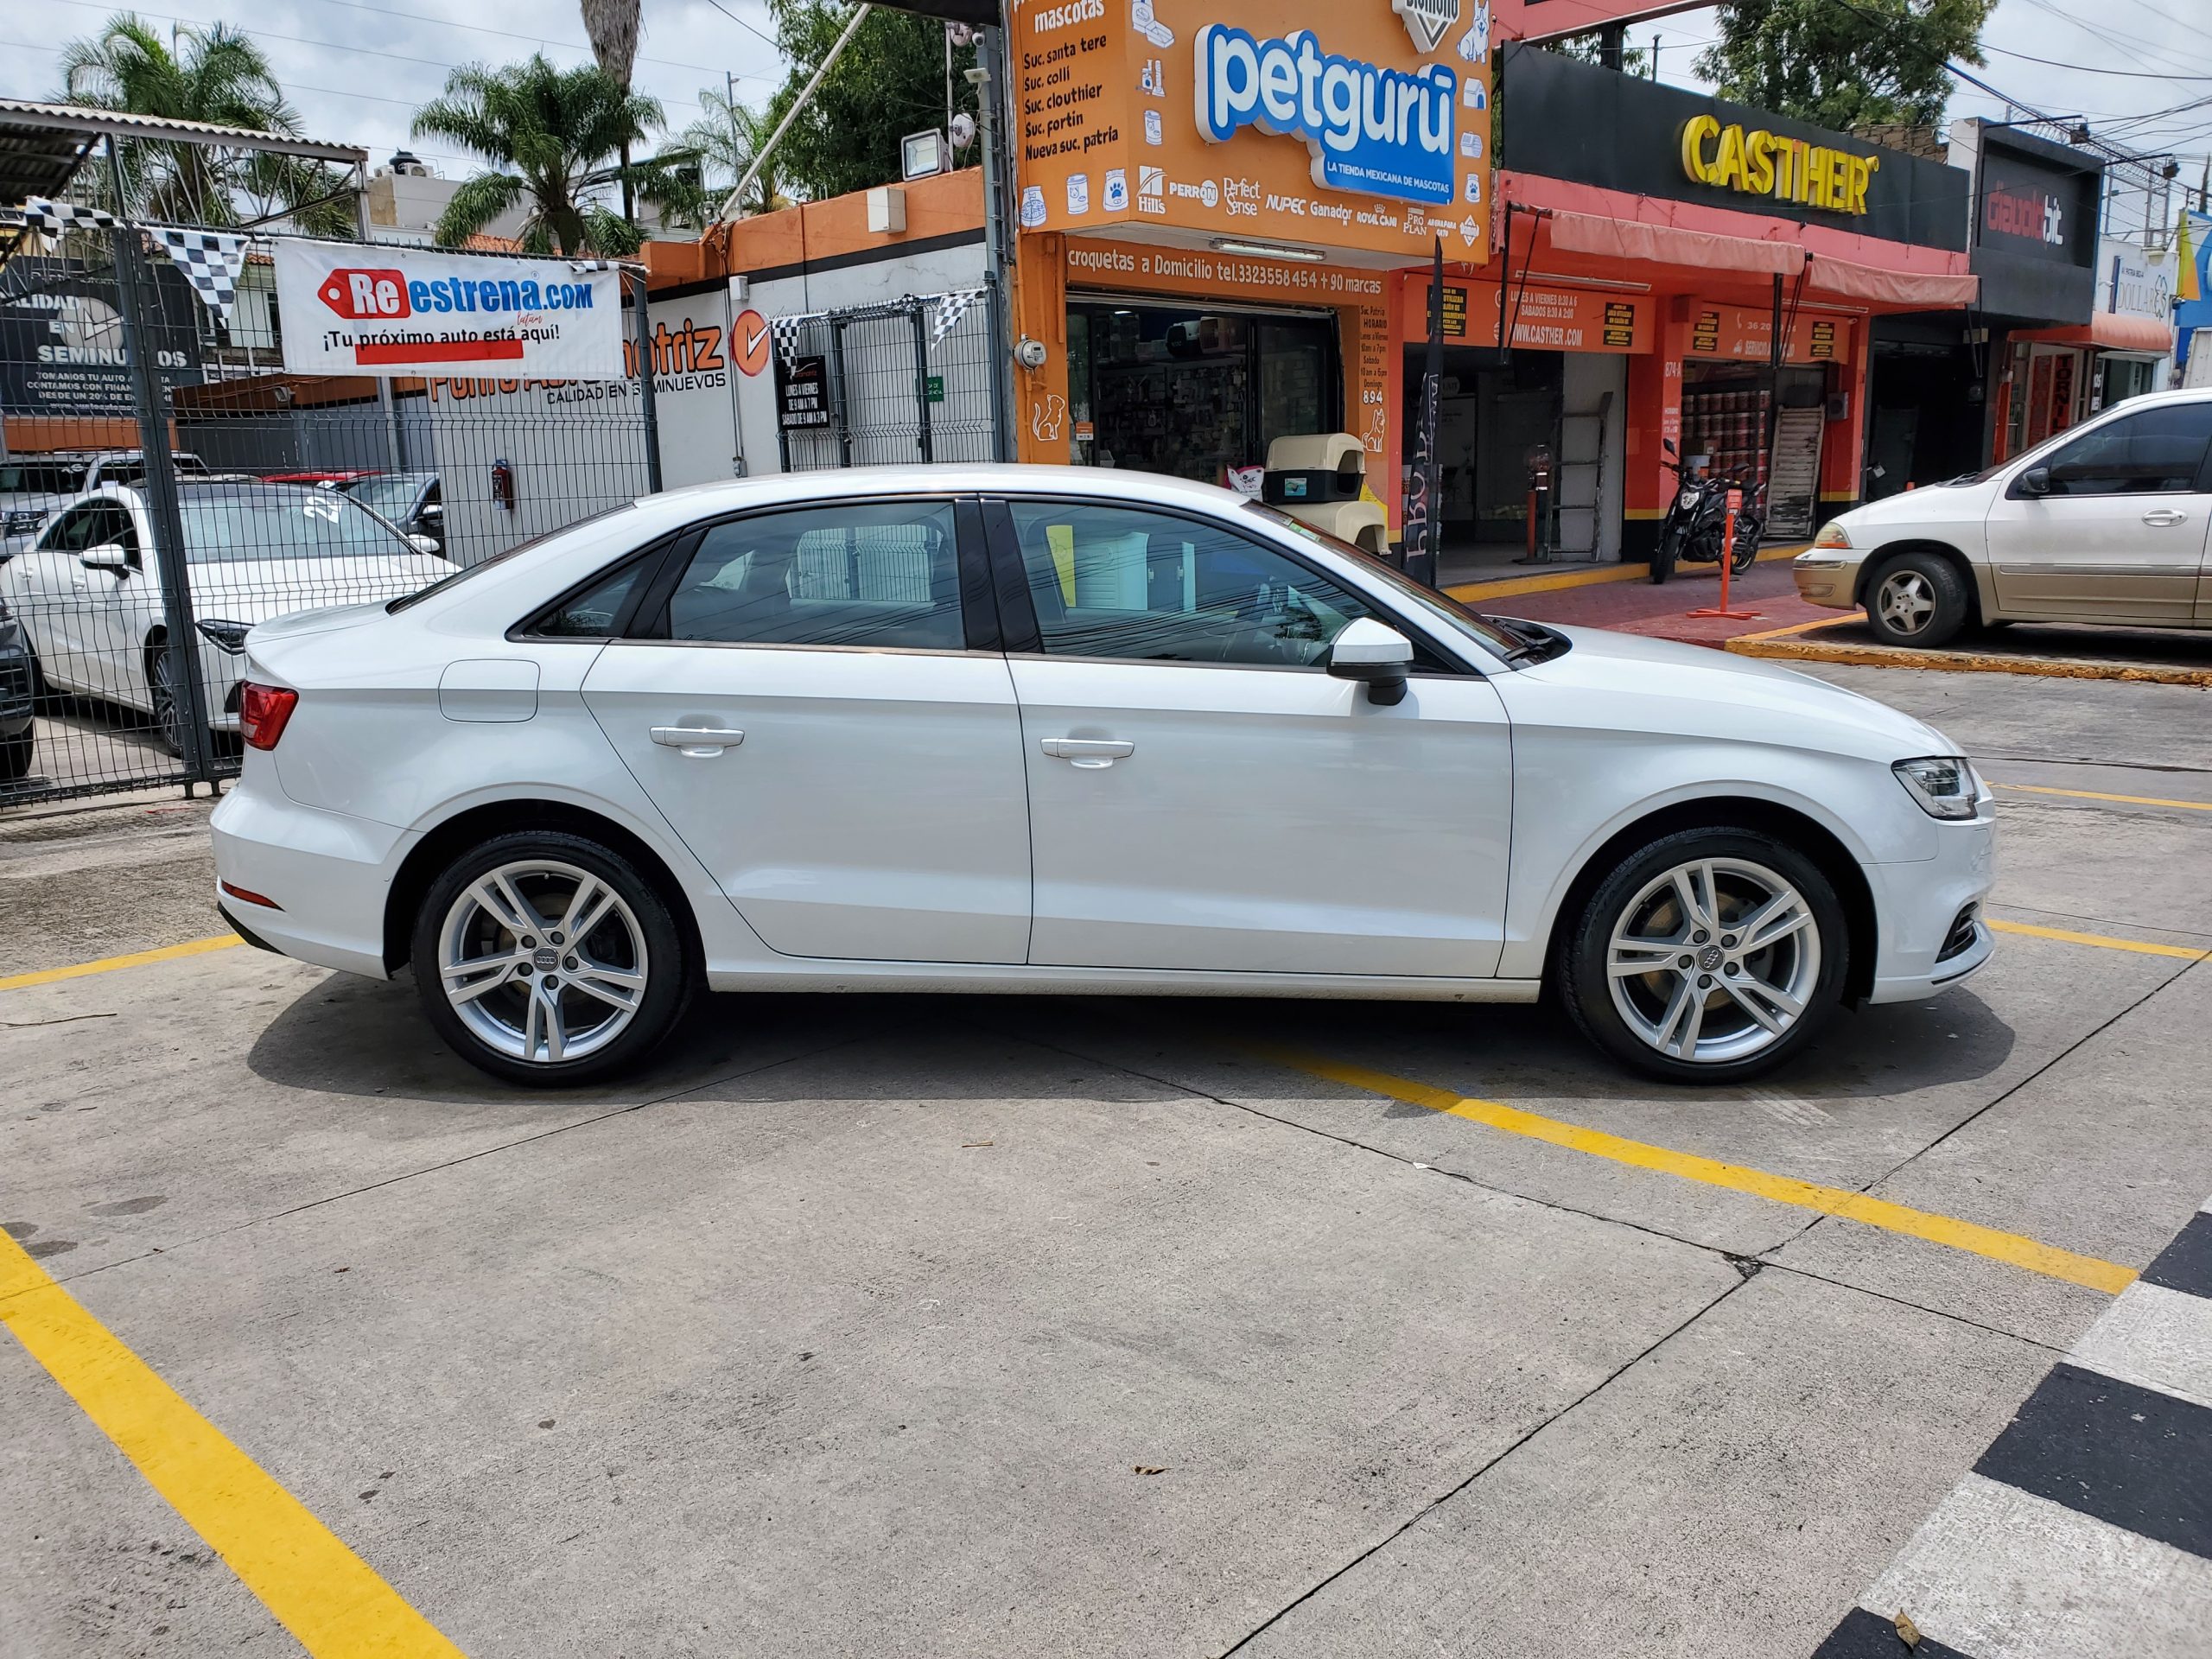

{"left": 1662, "top": 437, "right": 1678, "bottom": 457}
{"left": 419, "top": 500, "right": 443, "bottom": 520}
{"left": 1327, "top": 617, "right": 1413, "bottom": 706}
{"left": 408, "top": 532, "right": 444, "bottom": 557}
{"left": 79, "top": 543, "right": 130, "bottom": 575}
{"left": 2018, "top": 466, "right": 2050, "bottom": 496}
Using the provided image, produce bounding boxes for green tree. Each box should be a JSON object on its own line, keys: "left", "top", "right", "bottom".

{"left": 55, "top": 12, "right": 354, "bottom": 233}
{"left": 680, "top": 85, "right": 794, "bottom": 219}
{"left": 579, "top": 0, "right": 643, "bottom": 222}
{"left": 1552, "top": 32, "right": 1650, "bottom": 77}
{"left": 411, "top": 55, "right": 687, "bottom": 255}
{"left": 1695, "top": 0, "right": 1993, "bottom": 131}
{"left": 763, "top": 1, "right": 976, "bottom": 201}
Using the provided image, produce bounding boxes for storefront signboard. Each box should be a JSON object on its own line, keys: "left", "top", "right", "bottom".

{"left": 1960, "top": 125, "right": 2100, "bottom": 323}
{"left": 1500, "top": 45, "right": 1967, "bottom": 251}
{"left": 1424, "top": 277, "right": 1650, "bottom": 353}
{"left": 0, "top": 256, "right": 205, "bottom": 417}
{"left": 1014, "top": 0, "right": 1493, "bottom": 261}
{"left": 1685, "top": 304, "right": 1853, "bottom": 364}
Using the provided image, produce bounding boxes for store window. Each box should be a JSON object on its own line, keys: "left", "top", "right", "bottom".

{"left": 1067, "top": 301, "right": 1339, "bottom": 486}
{"left": 1005, "top": 499, "right": 1373, "bottom": 667}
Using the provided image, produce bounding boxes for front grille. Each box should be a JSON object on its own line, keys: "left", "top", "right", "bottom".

{"left": 1936, "top": 905, "right": 1980, "bottom": 963}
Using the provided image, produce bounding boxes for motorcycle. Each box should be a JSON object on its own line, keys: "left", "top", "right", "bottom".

{"left": 1650, "top": 437, "right": 1764, "bottom": 585}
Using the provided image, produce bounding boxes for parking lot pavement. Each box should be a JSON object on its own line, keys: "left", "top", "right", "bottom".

{"left": 3, "top": 663, "right": 2208, "bottom": 1656}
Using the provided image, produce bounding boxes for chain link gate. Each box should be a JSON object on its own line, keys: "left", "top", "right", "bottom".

{"left": 775, "top": 294, "right": 996, "bottom": 474}
{"left": 2, "top": 149, "right": 662, "bottom": 810}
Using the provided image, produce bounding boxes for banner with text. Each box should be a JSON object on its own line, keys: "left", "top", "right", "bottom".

{"left": 275, "top": 241, "right": 626, "bottom": 379}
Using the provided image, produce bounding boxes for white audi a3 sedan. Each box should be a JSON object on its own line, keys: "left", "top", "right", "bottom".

{"left": 208, "top": 466, "right": 1995, "bottom": 1087}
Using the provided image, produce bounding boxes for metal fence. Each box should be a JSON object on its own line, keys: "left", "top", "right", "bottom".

{"left": 777, "top": 295, "right": 997, "bottom": 473}
{"left": 1, "top": 193, "right": 658, "bottom": 808}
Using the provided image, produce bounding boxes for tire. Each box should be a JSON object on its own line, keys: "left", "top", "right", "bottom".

{"left": 1863, "top": 550, "right": 1969, "bottom": 649}
{"left": 1649, "top": 528, "right": 1678, "bottom": 584}
{"left": 1558, "top": 826, "right": 1848, "bottom": 1085}
{"left": 1730, "top": 520, "right": 1760, "bottom": 575}
{"left": 148, "top": 639, "right": 183, "bottom": 757}
{"left": 410, "top": 830, "right": 692, "bottom": 1088}
{"left": 0, "top": 726, "right": 30, "bottom": 783}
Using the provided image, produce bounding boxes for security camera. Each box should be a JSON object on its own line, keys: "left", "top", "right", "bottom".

{"left": 1015, "top": 336, "right": 1048, "bottom": 370}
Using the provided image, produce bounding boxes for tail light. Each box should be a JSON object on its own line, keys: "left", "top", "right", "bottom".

{"left": 238, "top": 682, "right": 298, "bottom": 750}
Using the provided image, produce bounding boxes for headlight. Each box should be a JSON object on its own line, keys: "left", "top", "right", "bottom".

{"left": 195, "top": 619, "right": 251, "bottom": 655}
{"left": 1813, "top": 521, "right": 1851, "bottom": 550}
{"left": 1893, "top": 756, "right": 1981, "bottom": 820}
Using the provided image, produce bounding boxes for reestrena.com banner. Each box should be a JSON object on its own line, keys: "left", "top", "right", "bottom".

{"left": 274, "top": 240, "right": 626, "bottom": 379}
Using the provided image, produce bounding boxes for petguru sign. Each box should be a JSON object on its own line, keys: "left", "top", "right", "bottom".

{"left": 274, "top": 240, "right": 627, "bottom": 378}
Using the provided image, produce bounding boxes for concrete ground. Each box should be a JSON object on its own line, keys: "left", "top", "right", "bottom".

{"left": 3, "top": 663, "right": 2208, "bottom": 1658}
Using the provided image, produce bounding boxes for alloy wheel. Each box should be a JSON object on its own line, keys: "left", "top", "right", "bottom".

{"left": 436, "top": 859, "right": 649, "bottom": 1065}
{"left": 1605, "top": 856, "right": 1822, "bottom": 1066}
{"left": 150, "top": 648, "right": 181, "bottom": 754}
{"left": 1874, "top": 569, "right": 1936, "bottom": 638}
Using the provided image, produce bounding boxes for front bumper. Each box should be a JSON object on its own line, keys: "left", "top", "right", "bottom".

{"left": 1791, "top": 552, "right": 1866, "bottom": 612}
{"left": 1863, "top": 810, "right": 1997, "bottom": 1003}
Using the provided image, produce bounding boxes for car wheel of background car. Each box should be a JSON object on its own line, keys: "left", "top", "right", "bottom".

{"left": 1559, "top": 826, "right": 1847, "bottom": 1084}
{"left": 410, "top": 830, "right": 692, "bottom": 1087}
{"left": 0, "top": 727, "right": 31, "bottom": 784}
{"left": 148, "top": 641, "right": 181, "bottom": 756}
{"left": 1864, "top": 551, "right": 1968, "bottom": 649}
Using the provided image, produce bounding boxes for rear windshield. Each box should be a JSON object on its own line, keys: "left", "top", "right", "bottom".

{"left": 0, "top": 463, "right": 86, "bottom": 494}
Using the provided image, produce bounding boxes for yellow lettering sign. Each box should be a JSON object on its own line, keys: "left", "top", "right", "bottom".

{"left": 1680, "top": 118, "right": 1874, "bottom": 216}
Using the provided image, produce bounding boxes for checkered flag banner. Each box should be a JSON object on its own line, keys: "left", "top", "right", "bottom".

{"left": 769, "top": 313, "right": 817, "bottom": 369}
{"left": 22, "top": 197, "right": 118, "bottom": 237}
{"left": 929, "top": 288, "right": 984, "bottom": 348}
{"left": 149, "top": 226, "right": 251, "bottom": 323}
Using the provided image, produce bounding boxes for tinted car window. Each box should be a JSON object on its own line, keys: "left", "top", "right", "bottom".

{"left": 1007, "top": 500, "right": 1374, "bottom": 667}
{"left": 175, "top": 486, "right": 412, "bottom": 563}
{"left": 528, "top": 554, "right": 652, "bottom": 637}
{"left": 2040, "top": 404, "right": 2212, "bottom": 495}
{"left": 38, "top": 505, "right": 102, "bottom": 552}
{"left": 655, "top": 501, "right": 963, "bottom": 650}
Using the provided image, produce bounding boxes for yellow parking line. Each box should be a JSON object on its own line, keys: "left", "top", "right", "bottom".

{"left": 1732, "top": 613, "right": 1855, "bottom": 643}
{"left": 1987, "top": 917, "right": 2209, "bottom": 962}
{"left": 0, "top": 1230, "right": 464, "bottom": 1656}
{"left": 1255, "top": 1049, "right": 2137, "bottom": 1295}
{"left": 0, "top": 934, "right": 240, "bottom": 993}
{"left": 1993, "top": 781, "right": 2212, "bottom": 813}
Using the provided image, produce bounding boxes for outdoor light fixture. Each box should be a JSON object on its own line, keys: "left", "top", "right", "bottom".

{"left": 901, "top": 130, "right": 949, "bottom": 181}
{"left": 1210, "top": 238, "right": 1327, "bottom": 264}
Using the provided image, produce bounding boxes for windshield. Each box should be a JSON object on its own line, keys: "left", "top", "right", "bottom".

{"left": 176, "top": 485, "right": 417, "bottom": 563}
{"left": 1243, "top": 501, "right": 1524, "bottom": 658}
{"left": 1, "top": 463, "right": 86, "bottom": 495}
{"left": 341, "top": 474, "right": 433, "bottom": 517}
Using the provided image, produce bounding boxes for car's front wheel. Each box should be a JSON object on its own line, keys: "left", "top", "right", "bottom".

{"left": 410, "top": 830, "right": 692, "bottom": 1086}
{"left": 1864, "top": 550, "right": 1969, "bottom": 648}
{"left": 0, "top": 725, "right": 31, "bottom": 784}
{"left": 1560, "top": 827, "right": 1847, "bottom": 1084}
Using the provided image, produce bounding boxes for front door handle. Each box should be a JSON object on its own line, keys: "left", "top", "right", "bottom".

{"left": 651, "top": 724, "right": 744, "bottom": 757}
{"left": 2142, "top": 508, "right": 2189, "bottom": 526}
{"left": 1040, "top": 737, "right": 1134, "bottom": 768}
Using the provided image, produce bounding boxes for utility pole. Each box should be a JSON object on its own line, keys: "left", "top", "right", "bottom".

{"left": 972, "top": 29, "right": 1016, "bottom": 462}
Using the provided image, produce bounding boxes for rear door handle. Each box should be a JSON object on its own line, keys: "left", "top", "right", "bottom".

{"left": 2142, "top": 508, "right": 2189, "bottom": 526}
{"left": 651, "top": 724, "right": 744, "bottom": 756}
{"left": 1040, "top": 737, "right": 1134, "bottom": 768}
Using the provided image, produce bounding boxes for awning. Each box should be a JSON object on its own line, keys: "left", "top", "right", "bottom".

{"left": 2010, "top": 314, "right": 2175, "bottom": 354}
{"left": 1541, "top": 208, "right": 1804, "bottom": 277}
{"left": 1804, "top": 255, "right": 1979, "bottom": 308}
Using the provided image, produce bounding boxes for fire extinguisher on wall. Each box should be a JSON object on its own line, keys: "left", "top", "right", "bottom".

{"left": 491, "top": 458, "right": 516, "bottom": 513}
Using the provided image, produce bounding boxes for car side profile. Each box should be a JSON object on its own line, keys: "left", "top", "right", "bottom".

{"left": 209, "top": 467, "right": 1995, "bottom": 1087}
{"left": 1795, "top": 387, "right": 2212, "bottom": 647}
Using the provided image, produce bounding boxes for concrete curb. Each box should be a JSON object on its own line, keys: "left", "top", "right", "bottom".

{"left": 1727, "top": 629, "right": 2212, "bottom": 687}
{"left": 1446, "top": 543, "right": 1807, "bottom": 604}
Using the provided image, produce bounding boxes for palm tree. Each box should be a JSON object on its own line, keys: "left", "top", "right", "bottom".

{"left": 55, "top": 13, "right": 354, "bottom": 233}
{"left": 579, "top": 0, "right": 642, "bottom": 223}
{"left": 682, "top": 85, "right": 794, "bottom": 219}
{"left": 411, "top": 56, "right": 682, "bottom": 256}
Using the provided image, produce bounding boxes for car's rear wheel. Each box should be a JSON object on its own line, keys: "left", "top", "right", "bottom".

{"left": 1864, "top": 551, "right": 1968, "bottom": 648}
{"left": 411, "top": 831, "right": 691, "bottom": 1087}
{"left": 1560, "top": 828, "right": 1847, "bottom": 1084}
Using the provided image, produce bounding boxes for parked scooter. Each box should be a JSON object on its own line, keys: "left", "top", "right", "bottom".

{"left": 1650, "top": 437, "right": 1764, "bottom": 584}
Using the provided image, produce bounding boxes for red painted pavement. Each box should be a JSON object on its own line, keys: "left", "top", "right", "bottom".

{"left": 1477, "top": 560, "right": 1839, "bottom": 647}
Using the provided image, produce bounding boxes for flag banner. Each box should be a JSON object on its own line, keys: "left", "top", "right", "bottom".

{"left": 929, "top": 288, "right": 984, "bottom": 347}
{"left": 149, "top": 227, "right": 251, "bottom": 324}
{"left": 22, "top": 198, "right": 118, "bottom": 236}
{"left": 273, "top": 239, "right": 626, "bottom": 378}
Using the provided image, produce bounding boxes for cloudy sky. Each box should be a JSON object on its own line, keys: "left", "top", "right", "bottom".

{"left": 6, "top": 0, "right": 2209, "bottom": 189}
